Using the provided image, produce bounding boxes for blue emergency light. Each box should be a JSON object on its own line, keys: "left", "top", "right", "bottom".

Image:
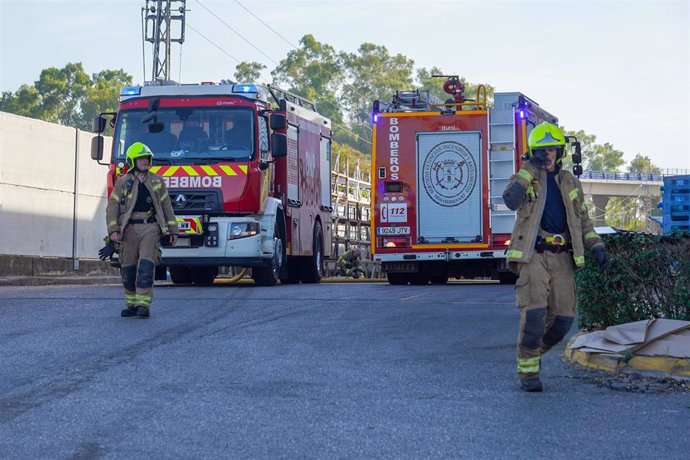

{"left": 120, "top": 86, "right": 142, "bottom": 96}
{"left": 232, "top": 84, "right": 258, "bottom": 93}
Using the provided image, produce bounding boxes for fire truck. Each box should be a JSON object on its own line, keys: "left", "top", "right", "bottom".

{"left": 371, "top": 76, "right": 559, "bottom": 285}
{"left": 91, "top": 82, "right": 333, "bottom": 286}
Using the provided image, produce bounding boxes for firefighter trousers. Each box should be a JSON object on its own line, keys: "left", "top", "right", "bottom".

{"left": 515, "top": 250, "right": 576, "bottom": 380}
{"left": 119, "top": 218, "right": 161, "bottom": 308}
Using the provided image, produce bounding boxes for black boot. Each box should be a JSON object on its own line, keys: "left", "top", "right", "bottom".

{"left": 520, "top": 376, "right": 543, "bottom": 392}
{"left": 136, "top": 306, "right": 150, "bottom": 318}
{"left": 121, "top": 306, "right": 138, "bottom": 317}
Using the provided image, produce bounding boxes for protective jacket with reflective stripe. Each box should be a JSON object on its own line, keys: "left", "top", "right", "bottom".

{"left": 502, "top": 163, "right": 603, "bottom": 271}
{"left": 105, "top": 171, "right": 179, "bottom": 237}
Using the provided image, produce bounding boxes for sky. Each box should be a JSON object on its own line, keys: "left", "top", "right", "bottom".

{"left": 1, "top": 0, "right": 689, "bottom": 170}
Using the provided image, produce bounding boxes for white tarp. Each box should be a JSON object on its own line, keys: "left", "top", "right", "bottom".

{"left": 571, "top": 318, "right": 690, "bottom": 359}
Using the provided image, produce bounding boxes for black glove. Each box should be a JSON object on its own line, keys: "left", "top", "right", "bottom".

{"left": 528, "top": 149, "right": 548, "bottom": 169}
{"left": 592, "top": 246, "right": 611, "bottom": 272}
{"left": 98, "top": 241, "right": 116, "bottom": 261}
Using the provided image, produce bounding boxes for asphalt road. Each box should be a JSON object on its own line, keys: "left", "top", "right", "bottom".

{"left": 1, "top": 281, "right": 688, "bottom": 459}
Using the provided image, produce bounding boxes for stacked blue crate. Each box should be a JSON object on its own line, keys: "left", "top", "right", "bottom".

{"left": 659, "top": 175, "right": 690, "bottom": 233}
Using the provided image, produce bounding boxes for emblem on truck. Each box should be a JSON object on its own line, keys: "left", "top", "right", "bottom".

{"left": 422, "top": 141, "right": 477, "bottom": 207}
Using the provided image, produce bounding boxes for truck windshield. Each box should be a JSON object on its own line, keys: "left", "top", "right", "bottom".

{"left": 112, "top": 107, "right": 254, "bottom": 163}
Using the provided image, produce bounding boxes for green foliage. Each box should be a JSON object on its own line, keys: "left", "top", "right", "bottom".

{"left": 0, "top": 62, "right": 132, "bottom": 131}
{"left": 271, "top": 34, "right": 345, "bottom": 130}
{"left": 576, "top": 232, "right": 690, "bottom": 330}
{"left": 234, "top": 61, "right": 266, "bottom": 83}
{"left": 629, "top": 154, "right": 661, "bottom": 174}
{"left": 339, "top": 42, "right": 415, "bottom": 152}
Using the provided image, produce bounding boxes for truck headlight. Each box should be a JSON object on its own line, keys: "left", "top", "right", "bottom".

{"left": 228, "top": 222, "right": 259, "bottom": 239}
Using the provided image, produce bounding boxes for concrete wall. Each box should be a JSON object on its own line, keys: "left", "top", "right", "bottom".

{"left": 0, "top": 112, "right": 112, "bottom": 259}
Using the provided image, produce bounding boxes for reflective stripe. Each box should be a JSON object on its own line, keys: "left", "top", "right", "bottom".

{"left": 569, "top": 188, "right": 578, "bottom": 200}
{"left": 108, "top": 220, "right": 118, "bottom": 228}
{"left": 507, "top": 249, "right": 523, "bottom": 259}
{"left": 125, "top": 294, "right": 137, "bottom": 306}
{"left": 584, "top": 231, "right": 599, "bottom": 240}
{"left": 152, "top": 183, "right": 162, "bottom": 190}
{"left": 518, "top": 169, "right": 533, "bottom": 182}
{"left": 517, "top": 356, "right": 541, "bottom": 373}
{"left": 581, "top": 202, "right": 588, "bottom": 212}
{"left": 110, "top": 192, "right": 120, "bottom": 201}
{"left": 135, "top": 294, "right": 152, "bottom": 306}
{"left": 160, "top": 191, "right": 169, "bottom": 201}
{"left": 574, "top": 255, "right": 585, "bottom": 266}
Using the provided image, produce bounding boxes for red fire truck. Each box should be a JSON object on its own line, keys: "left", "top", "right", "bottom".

{"left": 370, "top": 77, "right": 558, "bottom": 284}
{"left": 91, "top": 82, "right": 333, "bottom": 286}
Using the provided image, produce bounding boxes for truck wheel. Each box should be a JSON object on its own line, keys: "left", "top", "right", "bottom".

{"left": 169, "top": 266, "right": 192, "bottom": 284}
{"left": 498, "top": 271, "right": 518, "bottom": 284}
{"left": 300, "top": 221, "right": 323, "bottom": 283}
{"left": 191, "top": 266, "right": 218, "bottom": 286}
{"left": 253, "top": 224, "right": 284, "bottom": 286}
{"left": 410, "top": 272, "right": 430, "bottom": 285}
{"left": 387, "top": 273, "right": 409, "bottom": 285}
{"left": 430, "top": 274, "right": 449, "bottom": 284}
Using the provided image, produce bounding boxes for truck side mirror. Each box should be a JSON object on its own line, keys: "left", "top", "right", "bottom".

{"left": 91, "top": 135, "right": 104, "bottom": 162}
{"left": 92, "top": 115, "right": 106, "bottom": 133}
{"left": 270, "top": 113, "right": 287, "bottom": 130}
{"left": 271, "top": 133, "right": 287, "bottom": 158}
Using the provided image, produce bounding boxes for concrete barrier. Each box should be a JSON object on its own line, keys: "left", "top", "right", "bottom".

{"left": 0, "top": 112, "right": 113, "bottom": 279}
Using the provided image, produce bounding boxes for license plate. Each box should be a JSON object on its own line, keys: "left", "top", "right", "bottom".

{"left": 175, "top": 238, "right": 191, "bottom": 247}
{"left": 176, "top": 216, "right": 203, "bottom": 235}
{"left": 377, "top": 226, "right": 410, "bottom": 235}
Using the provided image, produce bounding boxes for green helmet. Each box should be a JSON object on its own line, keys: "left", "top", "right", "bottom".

{"left": 125, "top": 142, "right": 153, "bottom": 169}
{"left": 527, "top": 122, "right": 566, "bottom": 159}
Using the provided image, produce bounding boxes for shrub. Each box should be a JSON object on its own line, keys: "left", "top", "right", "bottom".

{"left": 576, "top": 232, "right": 690, "bottom": 330}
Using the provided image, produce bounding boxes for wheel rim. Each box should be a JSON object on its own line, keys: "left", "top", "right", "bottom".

{"left": 315, "top": 239, "right": 323, "bottom": 277}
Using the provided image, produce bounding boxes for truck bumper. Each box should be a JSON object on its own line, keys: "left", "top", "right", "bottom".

{"left": 161, "top": 216, "right": 274, "bottom": 267}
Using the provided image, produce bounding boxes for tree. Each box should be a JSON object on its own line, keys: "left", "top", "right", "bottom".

{"left": 271, "top": 35, "right": 344, "bottom": 130}
{"left": 339, "top": 42, "right": 415, "bottom": 153}
{"left": 234, "top": 61, "right": 266, "bottom": 83}
{"left": 629, "top": 154, "right": 661, "bottom": 175}
{"left": 589, "top": 142, "right": 625, "bottom": 172}
{"left": 0, "top": 62, "right": 132, "bottom": 132}
{"left": 82, "top": 69, "right": 132, "bottom": 131}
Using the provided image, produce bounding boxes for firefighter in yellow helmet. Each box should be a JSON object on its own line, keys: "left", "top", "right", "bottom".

{"left": 502, "top": 122, "right": 610, "bottom": 392}
{"left": 105, "top": 142, "right": 178, "bottom": 318}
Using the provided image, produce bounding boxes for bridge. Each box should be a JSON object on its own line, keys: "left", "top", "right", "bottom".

{"left": 578, "top": 169, "right": 689, "bottom": 227}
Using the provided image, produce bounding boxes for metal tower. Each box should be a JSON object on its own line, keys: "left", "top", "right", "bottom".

{"left": 143, "top": 0, "right": 187, "bottom": 83}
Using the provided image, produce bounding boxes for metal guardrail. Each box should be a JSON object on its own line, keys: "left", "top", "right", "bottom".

{"left": 580, "top": 169, "right": 689, "bottom": 182}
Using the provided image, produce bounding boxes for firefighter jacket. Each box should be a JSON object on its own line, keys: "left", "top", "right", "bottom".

{"left": 502, "top": 162, "right": 603, "bottom": 271}
{"left": 106, "top": 171, "right": 179, "bottom": 237}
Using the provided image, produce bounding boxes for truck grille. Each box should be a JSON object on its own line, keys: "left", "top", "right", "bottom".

{"left": 170, "top": 190, "right": 222, "bottom": 213}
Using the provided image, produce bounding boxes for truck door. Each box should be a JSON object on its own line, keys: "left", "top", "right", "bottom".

{"left": 416, "top": 131, "right": 482, "bottom": 243}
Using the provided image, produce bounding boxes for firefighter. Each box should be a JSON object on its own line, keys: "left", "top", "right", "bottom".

{"left": 106, "top": 142, "right": 179, "bottom": 318}
{"left": 337, "top": 248, "right": 363, "bottom": 277}
{"left": 502, "top": 122, "right": 610, "bottom": 392}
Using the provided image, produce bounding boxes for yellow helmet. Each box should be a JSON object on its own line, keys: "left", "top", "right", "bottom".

{"left": 527, "top": 122, "right": 566, "bottom": 159}
{"left": 125, "top": 142, "right": 153, "bottom": 169}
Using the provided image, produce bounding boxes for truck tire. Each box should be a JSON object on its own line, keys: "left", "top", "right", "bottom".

{"left": 253, "top": 224, "right": 284, "bottom": 286}
{"left": 300, "top": 221, "right": 323, "bottom": 284}
{"left": 191, "top": 266, "right": 218, "bottom": 286}
{"left": 430, "top": 274, "right": 449, "bottom": 284}
{"left": 387, "top": 273, "right": 409, "bottom": 285}
{"left": 410, "top": 272, "right": 430, "bottom": 285}
{"left": 498, "top": 271, "right": 518, "bottom": 285}
{"left": 169, "top": 266, "right": 192, "bottom": 284}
